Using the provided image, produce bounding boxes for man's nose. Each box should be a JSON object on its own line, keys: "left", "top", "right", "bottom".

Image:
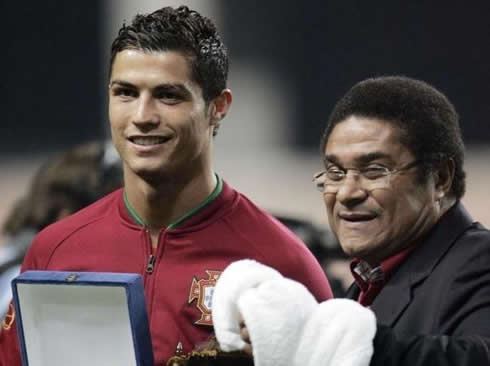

{"left": 333, "top": 174, "right": 368, "bottom": 206}
{"left": 133, "top": 94, "right": 160, "bottom": 127}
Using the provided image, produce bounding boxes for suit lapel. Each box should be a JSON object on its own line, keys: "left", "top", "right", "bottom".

{"left": 370, "top": 265, "right": 411, "bottom": 326}
{"left": 370, "top": 203, "right": 474, "bottom": 327}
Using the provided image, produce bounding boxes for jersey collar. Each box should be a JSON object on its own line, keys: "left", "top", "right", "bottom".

{"left": 123, "top": 174, "right": 223, "bottom": 229}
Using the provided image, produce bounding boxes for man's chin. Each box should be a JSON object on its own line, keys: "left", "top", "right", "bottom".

{"left": 130, "top": 164, "right": 169, "bottom": 184}
{"left": 339, "top": 238, "right": 379, "bottom": 261}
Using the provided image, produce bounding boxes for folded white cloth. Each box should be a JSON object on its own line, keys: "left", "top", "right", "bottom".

{"left": 212, "top": 259, "right": 377, "bottom": 366}
{"left": 294, "top": 299, "right": 376, "bottom": 366}
{"left": 238, "top": 277, "right": 318, "bottom": 366}
{"left": 212, "top": 259, "right": 284, "bottom": 352}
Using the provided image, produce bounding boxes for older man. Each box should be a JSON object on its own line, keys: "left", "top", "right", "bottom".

{"left": 214, "top": 76, "right": 490, "bottom": 365}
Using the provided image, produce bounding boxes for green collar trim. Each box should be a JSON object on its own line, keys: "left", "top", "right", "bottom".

{"left": 123, "top": 191, "right": 146, "bottom": 227}
{"left": 123, "top": 174, "right": 223, "bottom": 230}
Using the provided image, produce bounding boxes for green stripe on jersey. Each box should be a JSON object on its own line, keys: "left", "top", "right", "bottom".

{"left": 123, "top": 174, "right": 223, "bottom": 229}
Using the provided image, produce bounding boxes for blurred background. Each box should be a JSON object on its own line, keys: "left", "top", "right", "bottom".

{"left": 2, "top": 0, "right": 489, "bottom": 245}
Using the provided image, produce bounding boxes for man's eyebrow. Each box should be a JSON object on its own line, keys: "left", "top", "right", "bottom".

{"left": 324, "top": 154, "right": 340, "bottom": 165}
{"left": 109, "top": 80, "right": 136, "bottom": 89}
{"left": 324, "top": 152, "right": 392, "bottom": 165}
{"left": 153, "top": 83, "right": 192, "bottom": 98}
{"left": 109, "top": 80, "right": 192, "bottom": 98}
{"left": 355, "top": 152, "right": 392, "bottom": 164}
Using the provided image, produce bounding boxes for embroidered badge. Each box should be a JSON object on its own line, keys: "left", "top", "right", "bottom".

{"left": 188, "top": 270, "right": 222, "bottom": 326}
{"left": 2, "top": 303, "right": 15, "bottom": 331}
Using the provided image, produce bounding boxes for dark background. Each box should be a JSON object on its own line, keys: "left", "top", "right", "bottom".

{"left": 3, "top": 1, "right": 489, "bottom": 155}
{"left": 2, "top": 2, "right": 104, "bottom": 156}
{"left": 223, "top": 1, "right": 490, "bottom": 150}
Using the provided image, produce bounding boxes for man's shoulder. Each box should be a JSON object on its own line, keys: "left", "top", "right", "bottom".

{"left": 449, "top": 220, "right": 490, "bottom": 264}
{"left": 229, "top": 188, "right": 308, "bottom": 250}
{"left": 232, "top": 191, "right": 292, "bottom": 231}
{"left": 221, "top": 183, "right": 333, "bottom": 300}
{"left": 31, "top": 190, "right": 123, "bottom": 252}
{"left": 407, "top": 206, "right": 490, "bottom": 284}
{"left": 445, "top": 203, "right": 490, "bottom": 256}
{"left": 420, "top": 202, "right": 490, "bottom": 260}
{"left": 462, "top": 220, "right": 490, "bottom": 241}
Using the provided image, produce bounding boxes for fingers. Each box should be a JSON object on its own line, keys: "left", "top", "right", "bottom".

{"left": 239, "top": 320, "right": 250, "bottom": 342}
{"left": 242, "top": 342, "right": 253, "bottom": 355}
{"left": 239, "top": 318, "right": 253, "bottom": 355}
{"left": 238, "top": 314, "right": 247, "bottom": 341}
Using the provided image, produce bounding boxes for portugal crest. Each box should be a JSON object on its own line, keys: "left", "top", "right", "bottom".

{"left": 188, "top": 270, "right": 222, "bottom": 326}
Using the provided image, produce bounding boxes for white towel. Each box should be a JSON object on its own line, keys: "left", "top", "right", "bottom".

{"left": 212, "top": 259, "right": 284, "bottom": 352}
{"left": 237, "top": 277, "right": 318, "bottom": 366}
{"left": 212, "top": 259, "right": 376, "bottom": 366}
{"left": 294, "top": 299, "right": 376, "bottom": 366}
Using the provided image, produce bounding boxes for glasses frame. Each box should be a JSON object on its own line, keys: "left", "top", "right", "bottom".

{"left": 313, "top": 160, "right": 420, "bottom": 193}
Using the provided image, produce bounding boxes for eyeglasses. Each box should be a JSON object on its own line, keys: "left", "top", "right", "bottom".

{"left": 312, "top": 160, "right": 420, "bottom": 193}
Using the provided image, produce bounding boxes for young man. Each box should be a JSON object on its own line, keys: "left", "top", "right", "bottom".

{"left": 213, "top": 76, "right": 490, "bottom": 365}
{"left": 0, "top": 6, "right": 332, "bottom": 365}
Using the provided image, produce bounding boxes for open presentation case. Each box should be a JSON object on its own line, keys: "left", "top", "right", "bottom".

{"left": 12, "top": 271, "right": 154, "bottom": 366}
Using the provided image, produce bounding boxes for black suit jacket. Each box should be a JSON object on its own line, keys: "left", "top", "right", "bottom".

{"left": 345, "top": 202, "right": 490, "bottom": 365}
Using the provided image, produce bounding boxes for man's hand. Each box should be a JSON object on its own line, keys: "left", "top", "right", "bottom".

{"left": 239, "top": 317, "right": 253, "bottom": 355}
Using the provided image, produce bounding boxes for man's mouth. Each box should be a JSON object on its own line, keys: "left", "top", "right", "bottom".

{"left": 338, "top": 212, "right": 377, "bottom": 222}
{"left": 128, "top": 136, "right": 171, "bottom": 146}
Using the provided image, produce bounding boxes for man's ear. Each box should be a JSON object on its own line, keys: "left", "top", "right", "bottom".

{"left": 435, "top": 158, "right": 455, "bottom": 200}
{"left": 209, "top": 89, "right": 232, "bottom": 135}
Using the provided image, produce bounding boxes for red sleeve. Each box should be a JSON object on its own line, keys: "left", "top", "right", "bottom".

{"left": 260, "top": 231, "right": 334, "bottom": 302}
{"left": 288, "top": 247, "right": 334, "bottom": 302}
{"left": 0, "top": 235, "right": 44, "bottom": 366}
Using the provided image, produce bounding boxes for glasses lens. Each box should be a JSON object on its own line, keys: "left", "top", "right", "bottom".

{"left": 361, "top": 175, "right": 391, "bottom": 190}
{"left": 317, "top": 172, "right": 391, "bottom": 193}
{"left": 313, "top": 172, "right": 326, "bottom": 192}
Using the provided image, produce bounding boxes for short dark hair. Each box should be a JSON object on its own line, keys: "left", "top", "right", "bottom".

{"left": 110, "top": 5, "right": 228, "bottom": 105}
{"left": 320, "top": 76, "right": 466, "bottom": 200}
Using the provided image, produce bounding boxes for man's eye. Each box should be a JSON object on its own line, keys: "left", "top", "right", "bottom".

{"left": 362, "top": 166, "right": 389, "bottom": 179}
{"left": 113, "top": 88, "right": 137, "bottom": 98}
{"left": 155, "top": 92, "right": 182, "bottom": 104}
{"left": 326, "top": 168, "right": 345, "bottom": 181}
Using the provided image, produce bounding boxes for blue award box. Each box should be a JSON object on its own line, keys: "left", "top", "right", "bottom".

{"left": 12, "top": 271, "right": 154, "bottom": 366}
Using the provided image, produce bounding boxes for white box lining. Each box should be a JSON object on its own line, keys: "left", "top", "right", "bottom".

{"left": 17, "top": 283, "right": 137, "bottom": 366}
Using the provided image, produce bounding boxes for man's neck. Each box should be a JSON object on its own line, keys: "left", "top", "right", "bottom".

{"left": 440, "top": 197, "right": 457, "bottom": 217}
{"left": 123, "top": 169, "right": 217, "bottom": 233}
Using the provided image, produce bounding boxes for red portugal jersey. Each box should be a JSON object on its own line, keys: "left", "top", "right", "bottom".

{"left": 0, "top": 179, "right": 332, "bottom": 365}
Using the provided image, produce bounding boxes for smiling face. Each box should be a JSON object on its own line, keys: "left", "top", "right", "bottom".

{"left": 323, "top": 116, "right": 442, "bottom": 264}
{"left": 108, "top": 49, "right": 217, "bottom": 183}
